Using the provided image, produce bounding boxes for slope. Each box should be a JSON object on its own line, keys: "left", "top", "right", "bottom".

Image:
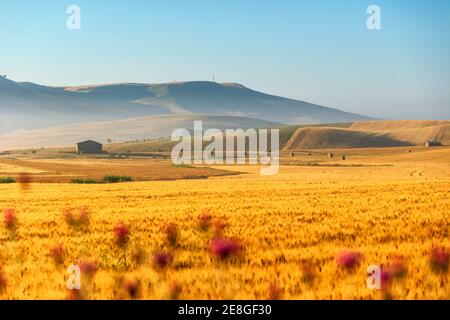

{"left": 283, "top": 121, "right": 450, "bottom": 150}
{"left": 0, "top": 78, "right": 372, "bottom": 135}
{"left": 0, "top": 114, "right": 280, "bottom": 151}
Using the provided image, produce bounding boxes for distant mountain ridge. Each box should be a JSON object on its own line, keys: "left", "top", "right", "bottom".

{"left": 0, "top": 77, "right": 373, "bottom": 135}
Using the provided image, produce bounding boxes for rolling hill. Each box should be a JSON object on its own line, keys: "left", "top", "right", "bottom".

{"left": 0, "top": 76, "right": 372, "bottom": 135}
{"left": 0, "top": 114, "right": 280, "bottom": 151}
{"left": 283, "top": 120, "right": 450, "bottom": 150}
{"left": 349, "top": 120, "right": 450, "bottom": 131}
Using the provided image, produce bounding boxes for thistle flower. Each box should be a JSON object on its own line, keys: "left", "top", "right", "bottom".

{"left": 67, "top": 289, "right": 83, "bottom": 300}
{"left": 113, "top": 222, "right": 129, "bottom": 246}
{"left": 380, "top": 255, "right": 407, "bottom": 290}
{"left": 268, "top": 282, "right": 283, "bottom": 300}
{"left": 78, "top": 207, "right": 90, "bottom": 226}
{"left": 62, "top": 208, "right": 75, "bottom": 225}
{"left": 78, "top": 260, "right": 98, "bottom": 277}
{"left": 376, "top": 268, "right": 393, "bottom": 293}
{"left": 301, "top": 261, "right": 316, "bottom": 284}
{"left": 62, "top": 207, "right": 90, "bottom": 229}
{"left": 209, "top": 238, "right": 241, "bottom": 260}
{"left": 153, "top": 251, "right": 173, "bottom": 270}
{"left": 169, "top": 281, "right": 182, "bottom": 300}
{"left": 165, "top": 223, "right": 178, "bottom": 246}
{"left": 0, "top": 269, "right": 6, "bottom": 292}
{"left": 3, "top": 208, "right": 17, "bottom": 231}
{"left": 198, "top": 211, "right": 212, "bottom": 231}
{"left": 387, "top": 254, "right": 407, "bottom": 278}
{"left": 18, "top": 172, "right": 31, "bottom": 190}
{"left": 336, "top": 250, "right": 362, "bottom": 270}
{"left": 49, "top": 244, "right": 65, "bottom": 265}
{"left": 429, "top": 246, "right": 449, "bottom": 274}
{"left": 123, "top": 278, "right": 141, "bottom": 299}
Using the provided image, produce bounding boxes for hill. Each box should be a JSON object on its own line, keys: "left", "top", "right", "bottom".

{"left": 0, "top": 114, "right": 280, "bottom": 151}
{"left": 349, "top": 120, "right": 450, "bottom": 131}
{"left": 5, "top": 122, "right": 351, "bottom": 154}
{"left": 0, "top": 77, "right": 372, "bottom": 135}
{"left": 283, "top": 120, "right": 450, "bottom": 150}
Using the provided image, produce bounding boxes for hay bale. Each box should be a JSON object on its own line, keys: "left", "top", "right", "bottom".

{"left": 341, "top": 155, "right": 346, "bottom": 160}
{"left": 328, "top": 153, "right": 334, "bottom": 158}
{"left": 290, "top": 152, "right": 295, "bottom": 157}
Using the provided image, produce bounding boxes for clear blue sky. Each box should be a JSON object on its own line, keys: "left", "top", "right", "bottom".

{"left": 0, "top": 0, "right": 449, "bottom": 119}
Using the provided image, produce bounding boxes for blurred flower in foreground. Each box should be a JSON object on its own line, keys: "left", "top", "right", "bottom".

{"left": 209, "top": 238, "right": 241, "bottom": 260}
{"left": 198, "top": 211, "right": 213, "bottom": 231}
{"left": 67, "top": 289, "right": 83, "bottom": 300}
{"left": 301, "top": 260, "right": 316, "bottom": 285}
{"left": 62, "top": 208, "right": 75, "bottom": 226}
{"left": 62, "top": 207, "right": 90, "bottom": 229}
{"left": 49, "top": 243, "right": 65, "bottom": 265}
{"left": 379, "top": 267, "right": 394, "bottom": 292}
{"left": 77, "top": 260, "right": 98, "bottom": 278}
{"left": 123, "top": 278, "right": 141, "bottom": 300}
{"left": 0, "top": 269, "right": 6, "bottom": 292}
{"left": 17, "top": 172, "right": 31, "bottom": 191}
{"left": 268, "top": 282, "right": 283, "bottom": 300}
{"left": 113, "top": 222, "right": 129, "bottom": 247}
{"left": 78, "top": 207, "right": 91, "bottom": 226}
{"left": 386, "top": 254, "right": 407, "bottom": 278}
{"left": 3, "top": 208, "right": 17, "bottom": 231}
{"left": 164, "top": 223, "right": 178, "bottom": 247}
{"left": 429, "top": 246, "right": 449, "bottom": 274}
{"left": 379, "top": 254, "right": 407, "bottom": 293}
{"left": 169, "top": 281, "right": 183, "bottom": 300}
{"left": 153, "top": 251, "right": 173, "bottom": 270}
{"left": 336, "top": 250, "right": 362, "bottom": 270}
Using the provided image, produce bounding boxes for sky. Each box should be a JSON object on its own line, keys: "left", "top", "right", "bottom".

{"left": 0, "top": 0, "right": 449, "bottom": 119}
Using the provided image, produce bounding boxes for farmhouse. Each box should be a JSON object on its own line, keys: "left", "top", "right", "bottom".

{"left": 425, "top": 140, "right": 442, "bottom": 147}
{"left": 76, "top": 140, "right": 103, "bottom": 154}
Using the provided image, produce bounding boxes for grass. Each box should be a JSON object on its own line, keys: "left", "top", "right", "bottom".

{"left": 70, "top": 178, "right": 99, "bottom": 184}
{"left": 0, "top": 177, "right": 15, "bottom": 183}
{"left": 184, "top": 175, "right": 208, "bottom": 180}
{"left": 103, "top": 175, "right": 133, "bottom": 183}
{"left": 173, "top": 164, "right": 194, "bottom": 169}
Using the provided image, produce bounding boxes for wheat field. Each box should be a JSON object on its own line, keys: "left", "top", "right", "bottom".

{"left": 0, "top": 147, "right": 449, "bottom": 300}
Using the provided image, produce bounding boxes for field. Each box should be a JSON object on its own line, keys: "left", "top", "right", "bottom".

{"left": 0, "top": 157, "right": 235, "bottom": 183}
{"left": 283, "top": 120, "right": 450, "bottom": 150}
{"left": 0, "top": 146, "right": 449, "bottom": 299}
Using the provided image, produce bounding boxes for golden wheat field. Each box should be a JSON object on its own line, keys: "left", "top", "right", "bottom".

{"left": 0, "top": 147, "right": 449, "bottom": 300}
